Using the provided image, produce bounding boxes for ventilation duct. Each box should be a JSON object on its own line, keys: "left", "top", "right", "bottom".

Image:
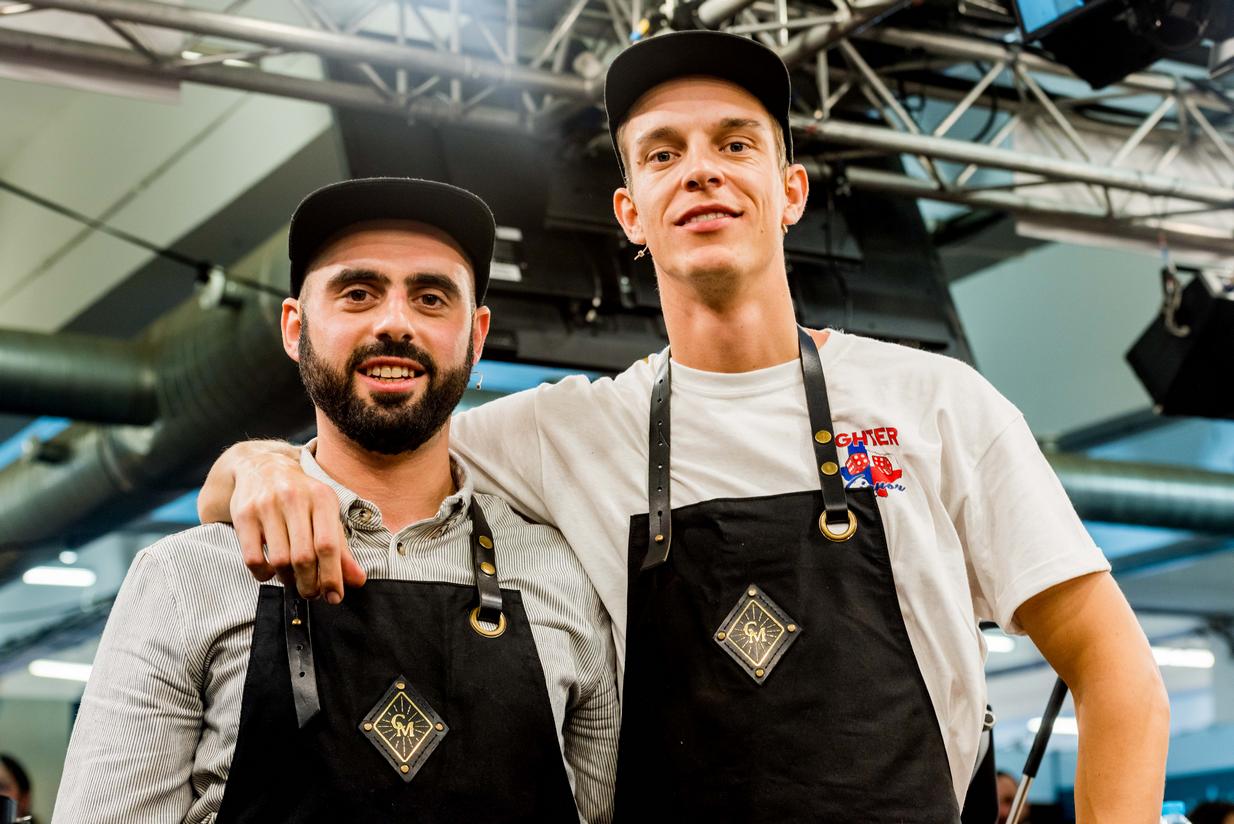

{"left": 0, "top": 275, "right": 313, "bottom": 585}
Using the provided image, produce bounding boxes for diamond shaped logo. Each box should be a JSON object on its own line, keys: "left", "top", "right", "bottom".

{"left": 714, "top": 585, "right": 802, "bottom": 685}
{"left": 360, "top": 676, "right": 448, "bottom": 782}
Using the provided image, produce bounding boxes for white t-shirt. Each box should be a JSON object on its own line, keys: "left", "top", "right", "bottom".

{"left": 452, "top": 329, "right": 1109, "bottom": 805}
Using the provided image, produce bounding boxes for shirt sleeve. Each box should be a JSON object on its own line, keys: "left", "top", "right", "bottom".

{"left": 561, "top": 599, "right": 620, "bottom": 824}
{"left": 957, "top": 414, "right": 1112, "bottom": 634}
{"left": 53, "top": 551, "right": 201, "bottom": 824}
{"left": 452, "top": 386, "right": 553, "bottom": 524}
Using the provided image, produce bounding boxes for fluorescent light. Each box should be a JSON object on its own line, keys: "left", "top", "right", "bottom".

{"left": 58, "top": 550, "right": 78, "bottom": 564}
{"left": 22, "top": 566, "right": 96, "bottom": 587}
{"left": 983, "top": 633, "right": 1016, "bottom": 653}
{"left": 1152, "top": 646, "right": 1215, "bottom": 669}
{"left": 1028, "top": 716, "right": 1078, "bottom": 735}
{"left": 180, "top": 49, "right": 203, "bottom": 60}
{"left": 28, "top": 660, "right": 92, "bottom": 682}
{"left": 222, "top": 58, "right": 253, "bottom": 67}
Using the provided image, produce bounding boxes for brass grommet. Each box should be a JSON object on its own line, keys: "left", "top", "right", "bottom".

{"left": 479, "top": 561, "right": 496, "bottom": 576}
{"left": 435, "top": 723, "right": 445, "bottom": 731}
{"left": 716, "top": 631, "right": 727, "bottom": 641}
{"left": 654, "top": 533, "right": 664, "bottom": 543}
{"left": 469, "top": 607, "right": 508, "bottom": 638}
{"left": 787, "top": 624, "right": 798, "bottom": 633}
{"left": 478, "top": 535, "right": 493, "bottom": 549}
{"left": 363, "top": 722, "right": 373, "bottom": 731}
{"left": 397, "top": 682, "right": 406, "bottom": 690}
{"left": 755, "top": 668, "right": 765, "bottom": 678}
{"left": 820, "top": 461, "right": 839, "bottom": 476}
{"left": 819, "top": 510, "right": 858, "bottom": 542}
{"left": 400, "top": 765, "right": 410, "bottom": 774}
{"left": 291, "top": 617, "right": 302, "bottom": 626}
{"left": 747, "top": 588, "right": 757, "bottom": 597}
{"left": 814, "top": 430, "right": 832, "bottom": 444}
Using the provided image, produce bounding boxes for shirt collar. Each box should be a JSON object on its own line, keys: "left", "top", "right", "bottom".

{"left": 299, "top": 439, "right": 474, "bottom": 532}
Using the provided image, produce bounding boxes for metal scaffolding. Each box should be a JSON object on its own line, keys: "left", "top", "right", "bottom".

{"left": 0, "top": 0, "right": 1231, "bottom": 252}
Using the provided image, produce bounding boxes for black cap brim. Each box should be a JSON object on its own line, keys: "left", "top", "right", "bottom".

{"left": 604, "top": 30, "right": 793, "bottom": 174}
{"left": 288, "top": 178, "right": 495, "bottom": 304}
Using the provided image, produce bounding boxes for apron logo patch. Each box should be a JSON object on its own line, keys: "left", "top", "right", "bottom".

{"left": 360, "top": 675, "right": 449, "bottom": 782}
{"left": 840, "top": 440, "right": 906, "bottom": 498}
{"left": 714, "top": 585, "right": 802, "bottom": 685}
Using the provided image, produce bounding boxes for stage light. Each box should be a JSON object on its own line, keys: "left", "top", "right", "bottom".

{"left": 22, "top": 566, "right": 96, "bottom": 587}
{"left": 28, "top": 660, "right": 92, "bottom": 682}
{"left": 1028, "top": 716, "right": 1079, "bottom": 735}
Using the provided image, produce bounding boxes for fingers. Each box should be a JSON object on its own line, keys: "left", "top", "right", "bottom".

{"left": 309, "top": 485, "right": 349, "bottom": 604}
{"left": 235, "top": 510, "right": 275, "bottom": 582}
{"left": 341, "top": 546, "right": 368, "bottom": 590}
{"left": 279, "top": 485, "right": 321, "bottom": 600}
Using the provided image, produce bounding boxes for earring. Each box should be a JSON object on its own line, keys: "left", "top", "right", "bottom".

{"left": 635, "top": 246, "right": 649, "bottom": 260}
{"left": 782, "top": 224, "right": 789, "bottom": 236}
{"left": 471, "top": 370, "right": 484, "bottom": 391}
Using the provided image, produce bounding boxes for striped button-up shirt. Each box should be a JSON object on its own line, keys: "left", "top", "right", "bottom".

{"left": 53, "top": 448, "right": 619, "bottom": 823}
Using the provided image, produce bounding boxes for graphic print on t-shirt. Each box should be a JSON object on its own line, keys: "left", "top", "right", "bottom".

{"left": 837, "top": 428, "right": 907, "bottom": 498}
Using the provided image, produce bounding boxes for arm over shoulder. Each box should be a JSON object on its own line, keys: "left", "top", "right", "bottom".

{"left": 453, "top": 377, "right": 596, "bottom": 525}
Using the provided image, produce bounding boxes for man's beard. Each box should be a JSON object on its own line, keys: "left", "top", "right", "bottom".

{"left": 298, "top": 312, "right": 474, "bottom": 455}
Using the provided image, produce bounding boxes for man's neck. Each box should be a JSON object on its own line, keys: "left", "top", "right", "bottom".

{"left": 312, "top": 417, "right": 457, "bottom": 532}
{"left": 657, "top": 257, "right": 805, "bottom": 373}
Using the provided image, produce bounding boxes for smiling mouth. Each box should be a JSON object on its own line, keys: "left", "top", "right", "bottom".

{"left": 677, "top": 210, "right": 742, "bottom": 226}
{"left": 358, "top": 364, "right": 425, "bottom": 383}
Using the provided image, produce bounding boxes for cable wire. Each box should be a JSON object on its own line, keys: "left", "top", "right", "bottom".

{"left": 0, "top": 178, "right": 287, "bottom": 299}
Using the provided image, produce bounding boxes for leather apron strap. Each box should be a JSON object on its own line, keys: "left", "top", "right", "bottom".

{"left": 795, "top": 326, "right": 856, "bottom": 539}
{"left": 285, "top": 588, "right": 320, "bottom": 728}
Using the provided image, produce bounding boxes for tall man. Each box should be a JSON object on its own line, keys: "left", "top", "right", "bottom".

{"left": 55, "top": 178, "right": 618, "bottom": 823}
{"left": 199, "top": 32, "right": 1169, "bottom": 822}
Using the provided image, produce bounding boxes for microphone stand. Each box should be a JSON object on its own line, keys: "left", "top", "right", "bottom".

{"left": 1009, "top": 677, "right": 1069, "bottom": 824}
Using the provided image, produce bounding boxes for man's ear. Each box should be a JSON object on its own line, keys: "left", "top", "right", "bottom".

{"left": 471, "top": 305, "right": 491, "bottom": 363}
{"left": 281, "top": 298, "right": 303, "bottom": 362}
{"left": 613, "top": 186, "right": 646, "bottom": 245}
{"left": 782, "top": 163, "right": 810, "bottom": 229}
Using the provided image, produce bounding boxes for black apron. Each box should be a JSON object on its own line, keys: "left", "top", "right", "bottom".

{"left": 613, "top": 327, "right": 963, "bottom": 823}
{"left": 215, "top": 499, "right": 578, "bottom": 823}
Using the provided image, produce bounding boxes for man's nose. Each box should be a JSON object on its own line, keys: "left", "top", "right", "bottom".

{"left": 682, "top": 147, "right": 725, "bottom": 192}
{"left": 371, "top": 297, "right": 416, "bottom": 342}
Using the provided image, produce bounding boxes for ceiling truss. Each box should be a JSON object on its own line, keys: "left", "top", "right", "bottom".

{"left": 0, "top": 0, "right": 1232, "bottom": 254}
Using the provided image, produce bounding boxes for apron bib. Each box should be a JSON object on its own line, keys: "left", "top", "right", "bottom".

{"left": 215, "top": 499, "right": 578, "bottom": 823}
{"left": 613, "top": 327, "right": 964, "bottom": 822}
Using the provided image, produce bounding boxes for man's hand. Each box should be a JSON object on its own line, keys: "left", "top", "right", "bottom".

{"left": 1016, "top": 572, "right": 1169, "bottom": 824}
{"left": 198, "top": 440, "right": 367, "bottom": 602}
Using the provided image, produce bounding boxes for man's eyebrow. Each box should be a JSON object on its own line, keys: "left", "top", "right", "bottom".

{"left": 404, "top": 272, "right": 463, "bottom": 299}
{"left": 632, "top": 125, "right": 684, "bottom": 151}
{"left": 324, "top": 268, "right": 390, "bottom": 291}
{"left": 717, "top": 117, "right": 765, "bottom": 132}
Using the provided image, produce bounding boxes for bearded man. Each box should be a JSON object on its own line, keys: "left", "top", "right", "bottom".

{"left": 53, "top": 178, "right": 618, "bottom": 824}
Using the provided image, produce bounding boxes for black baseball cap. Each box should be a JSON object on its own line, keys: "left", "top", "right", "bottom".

{"left": 288, "top": 177, "right": 496, "bottom": 303}
{"left": 604, "top": 30, "right": 794, "bottom": 174}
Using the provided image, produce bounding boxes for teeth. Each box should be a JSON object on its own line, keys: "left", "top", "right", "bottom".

{"left": 364, "top": 365, "right": 416, "bottom": 380}
{"left": 687, "top": 211, "right": 730, "bottom": 224}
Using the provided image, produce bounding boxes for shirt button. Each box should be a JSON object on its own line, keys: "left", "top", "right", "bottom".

{"left": 396, "top": 541, "right": 406, "bottom": 556}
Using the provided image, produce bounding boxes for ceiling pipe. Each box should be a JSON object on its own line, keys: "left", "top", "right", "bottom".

{"left": 0, "top": 329, "right": 157, "bottom": 425}
{"left": 22, "top": 0, "right": 595, "bottom": 99}
{"left": 1046, "top": 452, "right": 1234, "bottom": 534}
{"left": 0, "top": 278, "right": 313, "bottom": 586}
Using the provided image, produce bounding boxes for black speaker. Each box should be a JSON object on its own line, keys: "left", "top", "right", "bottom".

{"left": 1126, "top": 269, "right": 1234, "bottom": 419}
